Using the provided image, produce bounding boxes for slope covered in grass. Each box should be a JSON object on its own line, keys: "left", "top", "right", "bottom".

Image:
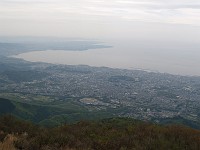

{"left": 0, "top": 115, "right": 200, "bottom": 150}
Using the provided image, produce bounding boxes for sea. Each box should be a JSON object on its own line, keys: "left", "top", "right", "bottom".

{"left": 14, "top": 40, "right": 200, "bottom": 76}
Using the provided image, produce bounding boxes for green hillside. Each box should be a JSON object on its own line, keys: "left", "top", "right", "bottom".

{"left": 0, "top": 98, "right": 15, "bottom": 113}
{"left": 0, "top": 97, "right": 114, "bottom": 127}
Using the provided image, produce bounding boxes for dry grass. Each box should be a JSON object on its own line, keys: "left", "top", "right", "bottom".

{"left": 0, "top": 134, "right": 16, "bottom": 150}
{"left": 41, "top": 146, "right": 78, "bottom": 150}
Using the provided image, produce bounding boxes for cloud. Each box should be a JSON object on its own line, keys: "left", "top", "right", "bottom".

{"left": 0, "top": 0, "right": 200, "bottom": 25}
{"left": 0, "top": 0, "right": 200, "bottom": 37}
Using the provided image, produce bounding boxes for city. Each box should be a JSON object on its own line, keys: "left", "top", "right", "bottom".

{"left": 1, "top": 60, "right": 200, "bottom": 125}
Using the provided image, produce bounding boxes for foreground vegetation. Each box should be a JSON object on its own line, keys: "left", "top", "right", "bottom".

{"left": 0, "top": 115, "right": 200, "bottom": 150}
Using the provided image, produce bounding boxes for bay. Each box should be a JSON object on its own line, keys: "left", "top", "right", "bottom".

{"left": 14, "top": 40, "right": 200, "bottom": 76}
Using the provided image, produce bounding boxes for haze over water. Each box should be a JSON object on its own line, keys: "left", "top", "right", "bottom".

{"left": 15, "top": 38, "right": 200, "bottom": 76}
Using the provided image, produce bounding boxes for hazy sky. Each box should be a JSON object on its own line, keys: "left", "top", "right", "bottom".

{"left": 2, "top": 0, "right": 200, "bottom": 75}
{"left": 1, "top": 0, "right": 200, "bottom": 40}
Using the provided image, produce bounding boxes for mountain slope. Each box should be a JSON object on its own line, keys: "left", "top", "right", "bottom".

{"left": 0, "top": 116, "right": 200, "bottom": 150}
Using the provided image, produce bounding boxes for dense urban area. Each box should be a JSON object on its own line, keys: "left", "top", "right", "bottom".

{"left": 1, "top": 56, "right": 200, "bottom": 127}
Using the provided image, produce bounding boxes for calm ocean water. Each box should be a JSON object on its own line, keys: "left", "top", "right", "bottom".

{"left": 14, "top": 40, "right": 200, "bottom": 76}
